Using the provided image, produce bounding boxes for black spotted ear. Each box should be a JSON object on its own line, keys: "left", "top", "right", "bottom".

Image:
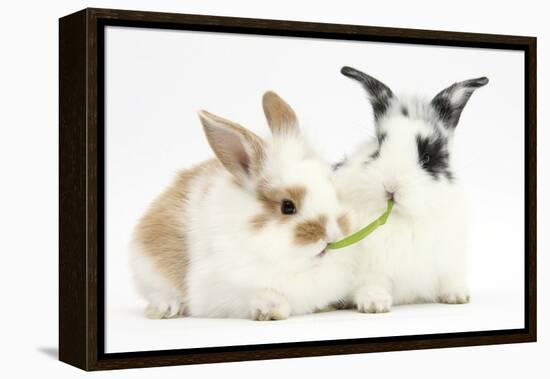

{"left": 431, "top": 77, "right": 489, "bottom": 129}
{"left": 341, "top": 66, "right": 394, "bottom": 122}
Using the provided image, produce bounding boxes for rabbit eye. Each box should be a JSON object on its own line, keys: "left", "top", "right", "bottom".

{"left": 281, "top": 199, "right": 297, "bottom": 215}
{"left": 420, "top": 153, "right": 431, "bottom": 166}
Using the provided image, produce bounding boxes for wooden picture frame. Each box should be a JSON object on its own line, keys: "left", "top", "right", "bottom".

{"left": 59, "top": 7, "right": 537, "bottom": 371}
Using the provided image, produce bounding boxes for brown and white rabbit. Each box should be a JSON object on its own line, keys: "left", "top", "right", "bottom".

{"left": 131, "top": 91, "right": 354, "bottom": 320}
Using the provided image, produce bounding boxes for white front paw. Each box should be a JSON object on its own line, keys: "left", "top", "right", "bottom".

{"left": 438, "top": 277, "right": 470, "bottom": 304}
{"left": 250, "top": 289, "right": 291, "bottom": 321}
{"left": 438, "top": 291, "right": 470, "bottom": 304}
{"left": 355, "top": 286, "right": 393, "bottom": 313}
{"left": 145, "top": 301, "right": 184, "bottom": 319}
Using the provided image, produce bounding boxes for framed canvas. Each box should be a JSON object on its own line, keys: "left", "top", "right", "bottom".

{"left": 59, "top": 7, "right": 537, "bottom": 371}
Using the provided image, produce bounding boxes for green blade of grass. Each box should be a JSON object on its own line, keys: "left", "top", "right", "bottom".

{"left": 327, "top": 199, "right": 394, "bottom": 250}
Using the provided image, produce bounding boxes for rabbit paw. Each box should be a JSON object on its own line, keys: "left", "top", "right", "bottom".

{"left": 250, "top": 289, "right": 291, "bottom": 321}
{"left": 145, "top": 302, "right": 185, "bottom": 319}
{"left": 355, "top": 286, "right": 392, "bottom": 313}
{"left": 438, "top": 276, "right": 470, "bottom": 304}
{"left": 438, "top": 292, "right": 470, "bottom": 304}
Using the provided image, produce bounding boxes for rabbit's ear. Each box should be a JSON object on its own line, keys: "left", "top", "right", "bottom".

{"left": 341, "top": 66, "right": 394, "bottom": 122}
{"left": 199, "top": 110, "right": 265, "bottom": 183}
{"left": 262, "top": 91, "right": 300, "bottom": 137}
{"left": 431, "top": 77, "right": 489, "bottom": 129}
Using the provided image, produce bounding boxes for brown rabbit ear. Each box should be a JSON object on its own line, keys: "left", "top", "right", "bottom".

{"left": 199, "top": 110, "right": 265, "bottom": 183}
{"left": 262, "top": 91, "right": 300, "bottom": 137}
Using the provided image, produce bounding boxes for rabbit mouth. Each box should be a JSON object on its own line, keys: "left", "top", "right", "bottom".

{"left": 316, "top": 248, "right": 327, "bottom": 258}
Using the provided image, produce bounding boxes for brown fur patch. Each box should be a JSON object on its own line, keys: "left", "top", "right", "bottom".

{"left": 294, "top": 215, "right": 327, "bottom": 245}
{"left": 285, "top": 186, "right": 306, "bottom": 210}
{"left": 257, "top": 181, "right": 306, "bottom": 211}
{"left": 256, "top": 182, "right": 307, "bottom": 224}
{"left": 135, "top": 159, "right": 221, "bottom": 301}
{"left": 316, "top": 299, "right": 350, "bottom": 312}
{"left": 337, "top": 214, "right": 351, "bottom": 236}
{"left": 240, "top": 129, "right": 266, "bottom": 177}
{"left": 256, "top": 179, "right": 279, "bottom": 214}
{"left": 250, "top": 213, "right": 270, "bottom": 230}
{"left": 262, "top": 91, "right": 298, "bottom": 136}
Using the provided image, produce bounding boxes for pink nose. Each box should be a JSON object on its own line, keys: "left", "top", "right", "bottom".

{"left": 384, "top": 182, "right": 398, "bottom": 199}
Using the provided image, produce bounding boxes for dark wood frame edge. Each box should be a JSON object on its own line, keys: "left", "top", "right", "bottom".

{"left": 60, "top": 9, "right": 88, "bottom": 370}
{"left": 59, "top": 7, "right": 537, "bottom": 371}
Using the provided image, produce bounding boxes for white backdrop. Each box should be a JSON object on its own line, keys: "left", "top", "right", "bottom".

{"left": 0, "top": 1, "right": 547, "bottom": 378}
{"left": 105, "top": 27, "right": 525, "bottom": 353}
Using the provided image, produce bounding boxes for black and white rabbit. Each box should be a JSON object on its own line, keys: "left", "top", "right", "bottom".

{"left": 333, "top": 66, "right": 488, "bottom": 312}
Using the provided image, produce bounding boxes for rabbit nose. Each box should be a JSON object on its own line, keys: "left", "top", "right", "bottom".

{"left": 384, "top": 181, "right": 399, "bottom": 199}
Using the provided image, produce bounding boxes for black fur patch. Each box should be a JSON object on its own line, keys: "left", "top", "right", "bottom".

{"left": 416, "top": 134, "right": 452, "bottom": 180}
{"left": 377, "top": 131, "right": 387, "bottom": 146}
{"left": 369, "top": 150, "right": 380, "bottom": 161}
{"left": 332, "top": 157, "right": 347, "bottom": 171}
{"left": 341, "top": 66, "right": 394, "bottom": 122}
{"left": 363, "top": 132, "right": 386, "bottom": 164}
{"left": 444, "top": 170, "right": 454, "bottom": 181}
{"left": 401, "top": 105, "right": 409, "bottom": 117}
{"left": 431, "top": 93, "right": 459, "bottom": 128}
{"left": 431, "top": 77, "right": 489, "bottom": 129}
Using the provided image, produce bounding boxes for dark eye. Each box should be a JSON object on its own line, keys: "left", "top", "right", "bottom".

{"left": 281, "top": 199, "right": 297, "bottom": 215}
{"left": 420, "top": 153, "right": 430, "bottom": 166}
